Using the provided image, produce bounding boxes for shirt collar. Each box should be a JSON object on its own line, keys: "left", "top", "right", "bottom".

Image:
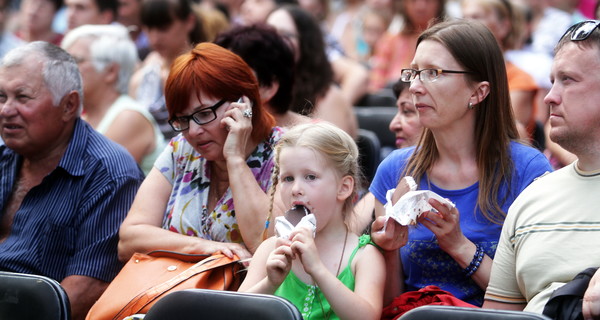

{"left": 57, "top": 118, "right": 88, "bottom": 177}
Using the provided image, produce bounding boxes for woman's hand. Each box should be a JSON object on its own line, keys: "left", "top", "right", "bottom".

{"left": 418, "top": 198, "right": 468, "bottom": 254}
{"left": 289, "top": 227, "right": 324, "bottom": 277}
{"left": 205, "top": 241, "right": 252, "bottom": 260}
{"left": 265, "top": 238, "right": 294, "bottom": 288}
{"left": 370, "top": 215, "right": 409, "bottom": 252}
{"left": 221, "top": 96, "right": 253, "bottom": 161}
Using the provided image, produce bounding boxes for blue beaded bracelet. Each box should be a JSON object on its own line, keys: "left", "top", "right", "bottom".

{"left": 463, "top": 244, "right": 484, "bottom": 277}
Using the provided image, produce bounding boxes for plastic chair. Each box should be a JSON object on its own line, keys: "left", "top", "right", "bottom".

{"left": 356, "top": 129, "right": 382, "bottom": 184}
{"left": 399, "top": 305, "right": 552, "bottom": 320}
{"left": 0, "top": 271, "right": 71, "bottom": 320}
{"left": 356, "top": 90, "right": 397, "bottom": 107}
{"left": 354, "top": 106, "right": 396, "bottom": 157}
{"left": 143, "top": 289, "right": 303, "bottom": 320}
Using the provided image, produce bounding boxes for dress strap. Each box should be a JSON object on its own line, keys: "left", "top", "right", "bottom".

{"left": 345, "top": 234, "right": 375, "bottom": 269}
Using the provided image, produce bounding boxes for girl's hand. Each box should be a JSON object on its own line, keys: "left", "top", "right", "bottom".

{"left": 418, "top": 198, "right": 468, "bottom": 254}
{"left": 370, "top": 215, "right": 408, "bottom": 251}
{"left": 221, "top": 96, "right": 253, "bottom": 161}
{"left": 265, "top": 238, "right": 294, "bottom": 288}
{"left": 289, "top": 227, "right": 324, "bottom": 277}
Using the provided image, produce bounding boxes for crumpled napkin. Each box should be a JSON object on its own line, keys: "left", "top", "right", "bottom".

{"left": 383, "top": 177, "right": 455, "bottom": 227}
{"left": 275, "top": 214, "right": 317, "bottom": 239}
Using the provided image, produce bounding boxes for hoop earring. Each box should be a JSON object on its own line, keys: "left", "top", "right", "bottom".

{"left": 468, "top": 102, "right": 474, "bottom": 110}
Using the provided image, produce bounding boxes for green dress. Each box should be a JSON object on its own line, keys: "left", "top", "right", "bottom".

{"left": 274, "top": 234, "right": 374, "bottom": 320}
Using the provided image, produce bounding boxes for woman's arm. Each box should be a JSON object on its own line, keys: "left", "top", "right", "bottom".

{"left": 419, "top": 199, "right": 493, "bottom": 290}
{"left": 104, "top": 110, "right": 155, "bottom": 164}
{"left": 118, "top": 168, "right": 251, "bottom": 262}
{"left": 227, "top": 156, "right": 275, "bottom": 253}
{"left": 221, "top": 98, "right": 284, "bottom": 253}
{"left": 331, "top": 56, "right": 369, "bottom": 105}
{"left": 314, "top": 84, "right": 358, "bottom": 139}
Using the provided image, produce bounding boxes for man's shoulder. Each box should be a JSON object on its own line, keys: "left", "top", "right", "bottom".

{"left": 75, "top": 122, "right": 142, "bottom": 178}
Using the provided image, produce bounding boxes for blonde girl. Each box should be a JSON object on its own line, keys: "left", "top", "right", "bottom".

{"left": 239, "top": 122, "right": 385, "bottom": 320}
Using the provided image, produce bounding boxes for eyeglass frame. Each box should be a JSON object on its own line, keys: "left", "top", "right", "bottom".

{"left": 168, "top": 99, "right": 227, "bottom": 132}
{"left": 400, "top": 68, "right": 474, "bottom": 83}
{"left": 560, "top": 20, "right": 600, "bottom": 42}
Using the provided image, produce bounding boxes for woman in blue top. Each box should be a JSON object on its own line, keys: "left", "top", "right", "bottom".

{"left": 369, "top": 19, "right": 553, "bottom": 307}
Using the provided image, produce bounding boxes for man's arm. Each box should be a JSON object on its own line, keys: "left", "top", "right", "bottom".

{"left": 583, "top": 268, "right": 600, "bottom": 320}
{"left": 482, "top": 299, "right": 527, "bottom": 311}
{"left": 61, "top": 275, "right": 109, "bottom": 320}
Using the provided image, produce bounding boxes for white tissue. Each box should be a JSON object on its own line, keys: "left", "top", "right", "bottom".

{"left": 383, "top": 178, "right": 455, "bottom": 226}
{"left": 275, "top": 213, "right": 317, "bottom": 239}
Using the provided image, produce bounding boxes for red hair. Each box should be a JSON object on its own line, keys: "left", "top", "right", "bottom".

{"left": 165, "top": 42, "right": 275, "bottom": 142}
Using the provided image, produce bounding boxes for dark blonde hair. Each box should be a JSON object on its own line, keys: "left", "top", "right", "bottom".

{"left": 268, "top": 122, "right": 362, "bottom": 223}
{"left": 404, "top": 19, "right": 519, "bottom": 224}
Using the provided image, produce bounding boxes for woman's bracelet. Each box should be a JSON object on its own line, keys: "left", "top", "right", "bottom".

{"left": 463, "top": 244, "right": 485, "bottom": 277}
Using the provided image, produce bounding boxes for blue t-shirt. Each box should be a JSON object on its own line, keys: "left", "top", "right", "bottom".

{"left": 0, "top": 119, "right": 144, "bottom": 282}
{"left": 369, "top": 141, "right": 552, "bottom": 306}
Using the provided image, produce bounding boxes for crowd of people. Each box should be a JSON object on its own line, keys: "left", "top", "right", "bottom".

{"left": 1, "top": 0, "right": 600, "bottom": 319}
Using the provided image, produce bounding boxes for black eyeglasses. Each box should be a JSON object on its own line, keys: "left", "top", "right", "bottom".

{"left": 560, "top": 20, "right": 600, "bottom": 41}
{"left": 168, "top": 99, "right": 227, "bottom": 132}
{"left": 400, "top": 68, "right": 473, "bottom": 83}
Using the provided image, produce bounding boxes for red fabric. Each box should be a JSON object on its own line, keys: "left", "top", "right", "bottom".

{"left": 381, "top": 285, "right": 479, "bottom": 320}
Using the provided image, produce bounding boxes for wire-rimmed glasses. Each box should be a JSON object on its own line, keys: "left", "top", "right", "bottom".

{"left": 400, "top": 68, "right": 474, "bottom": 83}
{"left": 168, "top": 99, "right": 227, "bottom": 132}
{"left": 560, "top": 20, "right": 600, "bottom": 42}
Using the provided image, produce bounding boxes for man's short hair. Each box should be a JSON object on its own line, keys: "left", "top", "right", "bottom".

{"left": 1, "top": 41, "right": 84, "bottom": 113}
{"left": 95, "top": 0, "right": 119, "bottom": 21}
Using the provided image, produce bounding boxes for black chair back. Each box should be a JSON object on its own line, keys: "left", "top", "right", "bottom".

{"left": 399, "top": 305, "right": 552, "bottom": 320}
{"left": 354, "top": 106, "right": 396, "bottom": 156}
{"left": 0, "top": 271, "right": 71, "bottom": 320}
{"left": 144, "top": 289, "right": 303, "bottom": 320}
{"left": 356, "top": 129, "right": 382, "bottom": 184}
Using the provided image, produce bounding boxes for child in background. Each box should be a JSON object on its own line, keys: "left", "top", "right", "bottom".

{"left": 239, "top": 122, "right": 385, "bottom": 320}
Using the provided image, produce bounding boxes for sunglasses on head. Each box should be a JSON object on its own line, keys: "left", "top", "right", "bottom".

{"left": 561, "top": 20, "right": 600, "bottom": 41}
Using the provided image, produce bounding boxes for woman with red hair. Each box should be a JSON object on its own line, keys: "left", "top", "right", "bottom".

{"left": 118, "top": 42, "right": 283, "bottom": 262}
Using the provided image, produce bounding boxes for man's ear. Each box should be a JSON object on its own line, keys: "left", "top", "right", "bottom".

{"left": 470, "top": 81, "right": 490, "bottom": 106}
{"left": 61, "top": 90, "right": 80, "bottom": 121}
{"left": 337, "top": 175, "right": 355, "bottom": 202}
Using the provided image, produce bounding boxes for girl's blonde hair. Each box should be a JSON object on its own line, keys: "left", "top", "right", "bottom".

{"left": 268, "top": 122, "right": 362, "bottom": 222}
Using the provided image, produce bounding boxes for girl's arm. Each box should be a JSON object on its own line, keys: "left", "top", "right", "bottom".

{"left": 318, "top": 244, "right": 386, "bottom": 320}
{"left": 372, "top": 200, "right": 405, "bottom": 305}
{"left": 117, "top": 168, "right": 251, "bottom": 262}
{"left": 239, "top": 237, "right": 292, "bottom": 294}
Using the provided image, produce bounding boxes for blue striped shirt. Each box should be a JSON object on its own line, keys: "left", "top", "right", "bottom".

{"left": 0, "top": 118, "right": 144, "bottom": 282}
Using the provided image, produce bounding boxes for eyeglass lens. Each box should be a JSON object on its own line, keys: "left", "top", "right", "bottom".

{"left": 169, "top": 99, "right": 226, "bottom": 131}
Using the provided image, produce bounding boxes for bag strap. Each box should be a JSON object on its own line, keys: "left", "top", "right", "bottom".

{"left": 113, "top": 254, "right": 240, "bottom": 320}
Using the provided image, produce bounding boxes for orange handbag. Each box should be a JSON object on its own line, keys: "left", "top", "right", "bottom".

{"left": 86, "top": 251, "right": 245, "bottom": 320}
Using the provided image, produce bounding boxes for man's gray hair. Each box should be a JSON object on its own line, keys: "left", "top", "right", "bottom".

{"left": 61, "top": 24, "right": 139, "bottom": 95}
{"left": 0, "top": 41, "right": 84, "bottom": 114}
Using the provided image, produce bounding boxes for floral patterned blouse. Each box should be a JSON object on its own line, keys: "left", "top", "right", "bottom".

{"left": 155, "top": 127, "right": 285, "bottom": 244}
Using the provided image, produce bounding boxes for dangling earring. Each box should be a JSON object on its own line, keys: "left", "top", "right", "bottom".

{"left": 468, "top": 102, "right": 474, "bottom": 110}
